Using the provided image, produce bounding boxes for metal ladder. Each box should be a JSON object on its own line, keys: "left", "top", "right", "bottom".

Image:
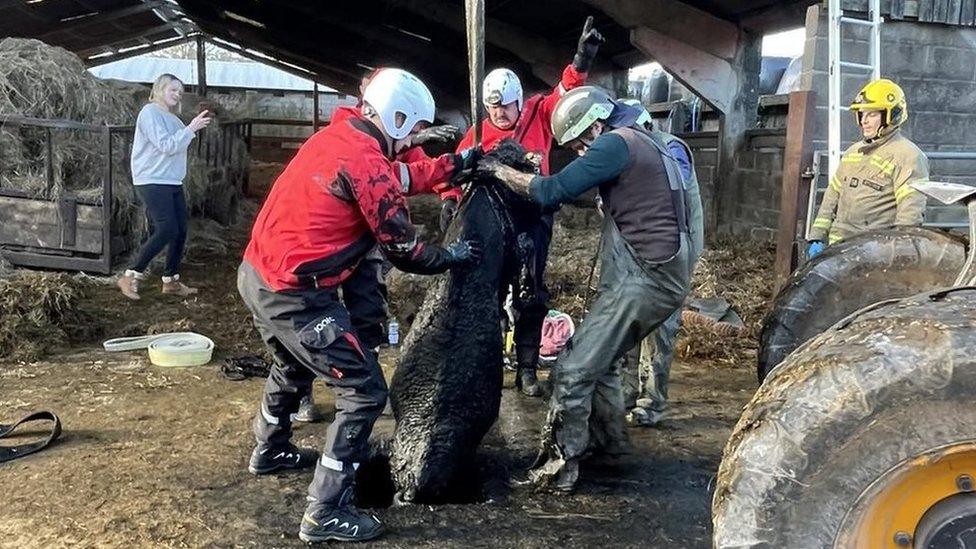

{"left": 827, "top": 0, "right": 882, "bottom": 180}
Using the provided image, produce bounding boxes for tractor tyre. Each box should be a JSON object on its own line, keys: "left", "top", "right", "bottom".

{"left": 757, "top": 227, "right": 965, "bottom": 381}
{"left": 714, "top": 287, "right": 976, "bottom": 549}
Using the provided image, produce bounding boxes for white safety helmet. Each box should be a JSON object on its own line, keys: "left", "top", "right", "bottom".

{"left": 620, "top": 98, "right": 652, "bottom": 126}
{"left": 362, "top": 68, "right": 436, "bottom": 140}
{"left": 483, "top": 68, "right": 523, "bottom": 111}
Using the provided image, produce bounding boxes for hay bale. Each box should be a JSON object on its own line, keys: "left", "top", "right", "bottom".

{"left": 0, "top": 272, "right": 101, "bottom": 362}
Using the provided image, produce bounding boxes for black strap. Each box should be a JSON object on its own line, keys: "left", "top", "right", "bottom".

{"left": 0, "top": 410, "right": 62, "bottom": 464}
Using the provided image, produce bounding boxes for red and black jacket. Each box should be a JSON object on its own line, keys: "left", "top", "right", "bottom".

{"left": 244, "top": 112, "right": 455, "bottom": 291}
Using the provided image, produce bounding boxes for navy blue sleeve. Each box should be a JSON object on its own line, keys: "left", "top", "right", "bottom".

{"left": 528, "top": 133, "right": 630, "bottom": 208}
{"left": 668, "top": 141, "right": 693, "bottom": 183}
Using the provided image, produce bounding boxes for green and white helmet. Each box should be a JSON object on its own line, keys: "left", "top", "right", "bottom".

{"left": 551, "top": 86, "right": 615, "bottom": 146}
{"left": 619, "top": 98, "right": 652, "bottom": 126}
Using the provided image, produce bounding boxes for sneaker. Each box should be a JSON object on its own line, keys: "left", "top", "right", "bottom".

{"left": 300, "top": 488, "right": 385, "bottom": 543}
{"left": 161, "top": 274, "right": 198, "bottom": 296}
{"left": 516, "top": 368, "right": 543, "bottom": 397}
{"left": 117, "top": 269, "right": 144, "bottom": 300}
{"left": 293, "top": 394, "right": 324, "bottom": 423}
{"left": 248, "top": 443, "right": 318, "bottom": 475}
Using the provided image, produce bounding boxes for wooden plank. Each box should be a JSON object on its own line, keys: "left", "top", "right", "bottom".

{"left": 36, "top": 1, "right": 163, "bottom": 40}
{"left": 0, "top": 249, "right": 111, "bottom": 274}
{"left": 196, "top": 35, "right": 208, "bottom": 98}
{"left": 919, "top": 0, "right": 935, "bottom": 21}
{"left": 934, "top": 0, "right": 949, "bottom": 21}
{"left": 891, "top": 0, "right": 907, "bottom": 19}
{"left": 948, "top": 0, "right": 964, "bottom": 23}
{"left": 0, "top": 196, "right": 103, "bottom": 253}
{"left": 962, "top": 0, "right": 976, "bottom": 24}
{"left": 774, "top": 90, "right": 816, "bottom": 290}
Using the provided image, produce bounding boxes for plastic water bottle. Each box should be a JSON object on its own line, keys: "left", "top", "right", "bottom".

{"left": 388, "top": 318, "right": 400, "bottom": 347}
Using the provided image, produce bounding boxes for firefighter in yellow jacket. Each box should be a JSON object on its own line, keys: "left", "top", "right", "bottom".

{"left": 807, "top": 79, "right": 928, "bottom": 257}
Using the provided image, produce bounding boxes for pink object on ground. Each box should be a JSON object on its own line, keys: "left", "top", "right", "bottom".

{"left": 540, "top": 311, "right": 575, "bottom": 360}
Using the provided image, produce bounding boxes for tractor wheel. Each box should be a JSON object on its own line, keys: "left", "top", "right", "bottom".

{"left": 757, "top": 227, "right": 965, "bottom": 381}
{"left": 714, "top": 288, "right": 976, "bottom": 549}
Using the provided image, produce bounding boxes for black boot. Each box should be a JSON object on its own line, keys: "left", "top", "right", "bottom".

{"left": 300, "top": 487, "right": 385, "bottom": 543}
{"left": 294, "top": 393, "right": 324, "bottom": 423}
{"left": 516, "top": 367, "right": 543, "bottom": 397}
{"left": 248, "top": 443, "right": 318, "bottom": 475}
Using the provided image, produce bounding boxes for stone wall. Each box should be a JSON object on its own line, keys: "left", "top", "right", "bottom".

{"left": 727, "top": 129, "right": 788, "bottom": 241}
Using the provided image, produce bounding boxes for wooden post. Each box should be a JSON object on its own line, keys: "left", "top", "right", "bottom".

{"left": 196, "top": 35, "right": 208, "bottom": 98}
{"left": 774, "top": 90, "right": 816, "bottom": 289}
{"left": 312, "top": 82, "right": 320, "bottom": 132}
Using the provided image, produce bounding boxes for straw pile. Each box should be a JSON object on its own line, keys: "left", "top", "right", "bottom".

{"left": 675, "top": 238, "right": 776, "bottom": 365}
{"left": 0, "top": 38, "right": 248, "bottom": 257}
{"left": 546, "top": 207, "right": 603, "bottom": 320}
{"left": 0, "top": 272, "right": 101, "bottom": 362}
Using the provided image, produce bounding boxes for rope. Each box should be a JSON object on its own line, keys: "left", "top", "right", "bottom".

{"left": 102, "top": 332, "right": 215, "bottom": 367}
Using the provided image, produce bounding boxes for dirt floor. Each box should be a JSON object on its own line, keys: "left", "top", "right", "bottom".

{"left": 0, "top": 167, "right": 761, "bottom": 548}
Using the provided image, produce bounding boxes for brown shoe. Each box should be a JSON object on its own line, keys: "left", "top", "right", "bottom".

{"left": 117, "top": 270, "right": 144, "bottom": 300}
{"left": 161, "top": 274, "right": 198, "bottom": 296}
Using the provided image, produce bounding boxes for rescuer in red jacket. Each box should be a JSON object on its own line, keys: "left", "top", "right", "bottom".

{"left": 237, "top": 68, "right": 479, "bottom": 543}
{"left": 291, "top": 74, "right": 474, "bottom": 424}
{"left": 441, "top": 16, "right": 605, "bottom": 397}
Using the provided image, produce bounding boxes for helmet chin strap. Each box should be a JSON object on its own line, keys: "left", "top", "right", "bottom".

{"left": 867, "top": 122, "right": 890, "bottom": 143}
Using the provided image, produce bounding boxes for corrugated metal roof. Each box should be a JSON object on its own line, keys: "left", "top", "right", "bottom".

{"left": 88, "top": 55, "right": 338, "bottom": 92}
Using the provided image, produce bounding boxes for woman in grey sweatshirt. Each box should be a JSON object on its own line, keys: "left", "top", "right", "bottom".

{"left": 117, "top": 73, "right": 213, "bottom": 300}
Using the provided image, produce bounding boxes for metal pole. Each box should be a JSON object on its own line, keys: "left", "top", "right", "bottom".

{"left": 828, "top": 0, "right": 841, "bottom": 184}
{"left": 870, "top": 0, "right": 882, "bottom": 81}
{"left": 956, "top": 199, "right": 976, "bottom": 286}
{"left": 45, "top": 127, "right": 54, "bottom": 196}
{"left": 101, "top": 127, "right": 113, "bottom": 274}
{"left": 313, "top": 82, "right": 320, "bottom": 132}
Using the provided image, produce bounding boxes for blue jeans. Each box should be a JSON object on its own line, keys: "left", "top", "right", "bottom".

{"left": 131, "top": 184, "right": 188, "bottom": 276}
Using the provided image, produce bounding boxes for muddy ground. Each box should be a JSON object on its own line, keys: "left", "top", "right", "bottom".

{"left": 0, "top": 166, "right": 760, "bottom": 548}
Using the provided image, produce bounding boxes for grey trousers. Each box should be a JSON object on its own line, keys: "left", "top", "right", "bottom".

{"left": 632, "top": 203, "right": 703, "bottom": 412}
{"left": 543, "top": 219, "right": 692, "bottom": 463}
{"left": 237, "top": 261, "right": 389, "bottom": 507}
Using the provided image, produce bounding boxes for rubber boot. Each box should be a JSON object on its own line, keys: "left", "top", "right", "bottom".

{"left": 515, "top": 367, "right": 543, "bottom": 397}
{"left": 294, "top": 393, "right": 324, "bottom": 423}
{"left": 161, "top": 273, "right": 198, "bottom": 296}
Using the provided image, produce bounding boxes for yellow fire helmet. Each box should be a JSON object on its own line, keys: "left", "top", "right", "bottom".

{"left": 850, "top": 78, "right": 908, "bottom": 139}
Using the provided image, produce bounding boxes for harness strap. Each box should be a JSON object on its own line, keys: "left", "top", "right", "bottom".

{"left": 0, "top": 410, "right": 62, "bottom": 464}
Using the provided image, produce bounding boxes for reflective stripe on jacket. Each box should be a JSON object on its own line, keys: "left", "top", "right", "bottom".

{"left": 808, "top": 130, "right": 928, "bottom": 244}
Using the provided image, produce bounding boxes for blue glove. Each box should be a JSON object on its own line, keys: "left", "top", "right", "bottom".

{"left": 445, "top": 239, "right": 482, "bottom": 267}
{"left": 807, "top": 240, "right": 825, "bottom": 259}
